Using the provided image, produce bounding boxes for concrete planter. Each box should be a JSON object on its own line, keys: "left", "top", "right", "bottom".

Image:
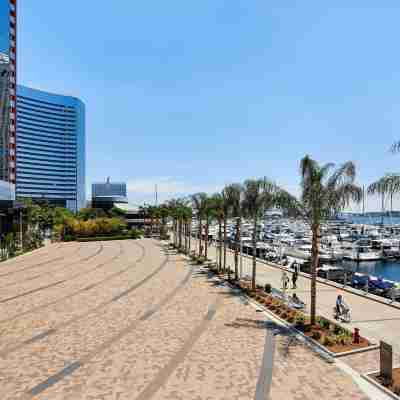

{"left": 362, "top": 371, "right": 400, "bottom": 400}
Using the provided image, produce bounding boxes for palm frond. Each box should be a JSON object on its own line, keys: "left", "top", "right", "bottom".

{"left": 368, "top": 174, "right": 400, "bottom": 195}
{"left": 391, "top": 141, "right": 400, "bottom": 153}
{"left": 326, "top": 161, "right": 356, "bottom": 189}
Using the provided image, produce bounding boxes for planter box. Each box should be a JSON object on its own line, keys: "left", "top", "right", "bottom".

{"left": 362, "top": 371, "right": 400, "bottom": 400}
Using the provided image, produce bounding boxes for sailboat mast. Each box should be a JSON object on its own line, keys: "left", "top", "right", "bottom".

{"left": 362, "top": 185, "right": 365, "bottom": 215}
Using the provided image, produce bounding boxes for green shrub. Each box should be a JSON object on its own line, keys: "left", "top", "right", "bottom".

{"left": 129, "top": 228, "right": 143, "bottom": 239}
{"left": 264, "top": 283, "right": 272, "bottom": 293}
{"left": 318, "top": 317, "right": 331, "bottom": 331}
{"left": 77, "top": 235, "right": 131, "bottom": 242}
{"left": 312, "top": 331, "right": 322, "bottom": 341}
{"left": 333, "top": 324, "right": 345, "bottom": 335}
{"left": 335, "top": 332, "right": 352, "bottom": 346}
{"left": 323, "top": 335, "right": 335, "bottom": 346}
{"left": 63, "top": 234, "right": 76, "bottom": 242}
{"left": 295, "top": 313, "right": 305, "bottom": 325}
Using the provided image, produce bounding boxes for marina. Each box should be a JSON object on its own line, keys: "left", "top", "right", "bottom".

{"left": 194, "top": 212, "right": 400, "bottom": 301}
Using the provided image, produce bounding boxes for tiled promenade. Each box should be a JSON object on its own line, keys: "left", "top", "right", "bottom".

{"left": 0, "top": 240, "right": 371, "bottom": 399}
{"left": 198, "top": 239, "right": 400, "bottom": 355}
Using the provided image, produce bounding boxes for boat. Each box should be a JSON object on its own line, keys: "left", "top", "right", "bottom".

{"left": 342, "top": 240, "right": 382, "bottom": 261}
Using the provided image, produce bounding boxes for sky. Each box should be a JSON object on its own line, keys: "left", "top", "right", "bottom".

{"left": 18, "top": 1, "right": 400, "bottom": 211}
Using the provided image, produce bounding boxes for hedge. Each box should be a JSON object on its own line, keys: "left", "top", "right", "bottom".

{"left": 77, "top": 235, "right": 134, "bottom": 242}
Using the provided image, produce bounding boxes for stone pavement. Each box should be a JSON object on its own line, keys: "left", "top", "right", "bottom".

{"left": 0, "top": 239, "right": 373, "bottom": 399}
{"left": 197, "top": 239, "right": 400, "bottom": 354}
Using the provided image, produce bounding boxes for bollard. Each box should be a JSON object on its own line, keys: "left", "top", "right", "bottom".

{"left": 353, "top": 328, "right": 360, "bottom": 344}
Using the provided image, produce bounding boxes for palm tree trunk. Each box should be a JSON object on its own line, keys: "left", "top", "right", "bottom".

{"left": 184, "top": 221, "right": 187, "bottom": 253}
{"left": 310, "top": 223, "right": 320, "bottom": 325}
{"left": 205, "top": 220, "right": 209, "bottom": 258}
{"left": 251, "top": 216, "right": 257, "bottom": 291}
{"left": 179, "top": 219, "right": 183, "bottom": 250}
{"left": 223, "top": 216, "right": 227, "bottom": 273}
{"left": 234, "top": 217, "right": 240, "bottom": 281}
{"left": 198, "top": 218, "right": 202, "bottom": 256}
{"left": 188, "top": 222, "right": 191, "bottom": 255}
{"left": 218, "top": 218, "right": 222, "bottom": 271}
{"left": 173, "top": 219, "right": 176, "bottom": 246}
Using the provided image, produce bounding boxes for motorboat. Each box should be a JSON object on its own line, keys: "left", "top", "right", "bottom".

{"left": 342, "top": 240, "right": 382, "bottom": 261}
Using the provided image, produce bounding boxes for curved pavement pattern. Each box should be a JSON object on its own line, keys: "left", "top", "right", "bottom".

{"left": 0, "top": 240, "right": 371, "bottom": 399}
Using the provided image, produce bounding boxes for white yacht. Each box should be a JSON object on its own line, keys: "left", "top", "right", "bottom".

{"left": 342, "top": 240, "right": 382, "bottom": 261}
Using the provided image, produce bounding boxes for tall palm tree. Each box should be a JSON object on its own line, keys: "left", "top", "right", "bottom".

{"left": 221, "top": 184, "right": 243, "bottom": 275}
{"left": 191, "top": 193, "right": 208, "bottom": 257}
{"left": 295, "top": 155, "right": 362, "bottom": 325}
{"left": 209, "top": 193, "right": 224, "bottom": 270}
{"left": 242, "top": 179, "right": 267, "bottom": 291}
{"left": 225, "top": 183, "right": 243, "bottom": 281}
{"left": 242, "top": 178, "right": 291, "bottom": 290}
{"left": 368, "top": 174, "right": 400, "bottom": 215}
{"left": 221, "top": 187, "right": 232, "bottom": 273}
{"left": 203, "top": 196, "right": 218, "bottom": 259}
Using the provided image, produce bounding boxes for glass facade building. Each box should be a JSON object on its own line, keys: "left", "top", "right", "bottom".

{"left": 0, "top": 0, "right": 16, "bottom": 202}
{"left": 92, "top": 178, "right": 127, "bottom": 210}
{"left": 16, "top": 85, "right": 85, "bottom": 212}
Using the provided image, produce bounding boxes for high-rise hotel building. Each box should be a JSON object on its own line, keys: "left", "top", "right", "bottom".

{"left": 0, "top": 0, "right": 86, "bottom": 212}
{"left": 16, "top": 86, "right": 86, "bottom": 212}
{"left": 0, "top": 0, "right": 16, "bottom": 203}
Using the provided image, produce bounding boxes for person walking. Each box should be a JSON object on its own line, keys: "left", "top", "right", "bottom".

{"left": 292, "top": 269, "right": 298, "bottom": 289}
{"left": 282, "top": 271, "right": 288, "bottom": 290}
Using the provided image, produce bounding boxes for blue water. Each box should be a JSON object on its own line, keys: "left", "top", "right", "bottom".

{"left": 342, "top": 215, "right": 400, "bottom": 225}
{"left": 341, "top": 259, "right": 400, "bottom": 282}
{"left": 336, "top": 215, "right": 400, "bottom": 282}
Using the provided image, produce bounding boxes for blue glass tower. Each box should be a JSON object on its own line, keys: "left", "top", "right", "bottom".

{"left": 16, "top": 86, "right": 85, "bottom": 212}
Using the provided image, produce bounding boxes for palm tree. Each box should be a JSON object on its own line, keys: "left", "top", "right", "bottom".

{"left": 295, "top": 155, "right": 362, "bottom": 325}
{"left": 368, "top": 174, "right": 400, "bottom": 216}
{"left": 191, "top": 193, "right": 208, "bottom": 257}
{"left": 203, "top": 196, "right": 218, "bottom": 259}
{"left": 241, "top": 179, "right": 267, "bottom": 291}
{"left": 209, "top": 194, "right": 224, "bottom": 270}
{"left": 225, "top": 183, "right": 243, "bottom": 281}
{"left": 221, "top": 187, "right": 232, "bottom": 273}
{"left": 221, "top": 184, "right": 243, "bottom": 275}
{"left": 242, "top": 178, "right": 291, "bottom": 290}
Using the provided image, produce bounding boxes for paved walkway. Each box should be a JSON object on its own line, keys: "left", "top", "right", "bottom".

{"left": 197, "top": 239, "right": 400, "bottom": 354}
{"left": 0, "top": 239, "right": 372, "bottom": 399}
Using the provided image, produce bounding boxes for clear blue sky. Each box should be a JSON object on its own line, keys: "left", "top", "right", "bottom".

{"left": 18, "top": 1, "right": 400, "bottom": 210}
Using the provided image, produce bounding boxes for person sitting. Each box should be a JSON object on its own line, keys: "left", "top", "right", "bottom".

{"left": 290, "top": 292, "right": 305, "bottom": 309}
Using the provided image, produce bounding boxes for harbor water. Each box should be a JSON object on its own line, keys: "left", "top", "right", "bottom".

{"left": 341, "top": 259, "right": 400, "bottom": 282}
{"left": 340, "top": 215, "right": 400, "bottom": 282}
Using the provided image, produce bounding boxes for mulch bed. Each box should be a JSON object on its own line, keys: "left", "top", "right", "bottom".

{"left": 232, "top": 278, "right": 372, "bottom": 354}
{"left": 373, "top": 368, "right": 400, "bottom": 397}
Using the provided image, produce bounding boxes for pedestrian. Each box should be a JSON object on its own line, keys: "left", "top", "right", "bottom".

{"left": 292, "top": 269, "right": 298, "bottom": 289}
{"left": 282, "top": 271, "right": 288, "bottom": 290}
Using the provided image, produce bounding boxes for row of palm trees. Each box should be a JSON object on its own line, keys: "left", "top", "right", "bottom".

{"left": 148, "top": 154, "right": 399, "bottom": 326}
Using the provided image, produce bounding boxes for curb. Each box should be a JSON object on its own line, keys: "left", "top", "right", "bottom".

{"left": 209, "top": 268, "right": 378, "bottom": 360}
{"left": 243, "top": 291, "right": 378, "bottom": 359}
{"left": 362, "top": 371, "right": 400, "bottom": 400}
